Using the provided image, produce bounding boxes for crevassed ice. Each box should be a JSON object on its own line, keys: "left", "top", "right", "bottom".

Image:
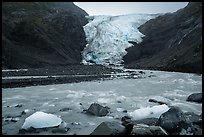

{"left": 81, "top": 13, "right": 160, "bottom": 65}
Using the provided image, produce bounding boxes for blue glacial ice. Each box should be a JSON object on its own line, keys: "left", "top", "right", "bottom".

{"left": 81, "top": 13, "right": 160, "bottom": 65}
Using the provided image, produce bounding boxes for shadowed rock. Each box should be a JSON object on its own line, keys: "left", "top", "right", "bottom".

{"left": 90, "top": 121, "right": 126, "bottom": 135}
{"left": 184, "top": 112, "right": 202, "bottom": 127}
{"left": 156, "top": 106, "right": 190, "bottom": 134}
{"left": 2, "top": 2, "right": 88, "bottom": 69}
{"left": 85, "top": 103, "right": 109, "bottom": 117}
{"left": 149, "top": 98, "right": 169, "bottom": 105}
{"left": 186, "top": 93, "right": 202, "bottom": 103}
{"left": 130, "top": 124, "right": 168, "bottom": 135}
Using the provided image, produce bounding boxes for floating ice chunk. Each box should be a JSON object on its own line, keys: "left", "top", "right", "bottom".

{"left": 128, "top": 104, "right": 170, "bottom": 120}
{"left": 88, "top": 122, "right": 96, "bottom": 126}
{"left": 24, "top": 109, "right": 30, "bottom": 113}
{"left": 21, "top": 111, "right": 62, "bottom": 129}
{"left": 116, "top": 108, "right": 124, "bottom": 112}
{"left": 66, "top": 92, "right": 86, "bottom": 98}
{"left": 98, "top": 93, "right": 106, "bottom": 97}
{"left": 116, "top": 96, "right": 126, "bottom": 102}
{"left": 97, "top": 98, "right": 111, "bottom": 104}
{"left": 49, "top": 88, "right": 56, "bottom": 91}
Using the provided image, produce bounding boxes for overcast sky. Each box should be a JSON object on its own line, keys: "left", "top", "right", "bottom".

{"left": 74, "top": 2, "right": 188, "bottom": 16}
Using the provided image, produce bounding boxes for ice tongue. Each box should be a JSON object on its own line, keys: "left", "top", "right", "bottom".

{"left": 82, "top": 14, "right": 159, "bottom": 65}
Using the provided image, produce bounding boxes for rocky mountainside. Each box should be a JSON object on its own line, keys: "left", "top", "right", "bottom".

{"left": 124, "top": 2, "right": 202, "bottom": 74}
{"left": 2, "top": 2, "right": 88, "bottom": 69}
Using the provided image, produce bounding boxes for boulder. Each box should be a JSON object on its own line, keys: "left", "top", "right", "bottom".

{"left": 130, "top": 124, "right": 167, "bottom": 135}
{"left": 149, "top": 125, "right": 168, "bottom": 135}
{"left": 85, "top": 103, "right": 109, "bottom": 117}
{"left": 191, "top": 125, "right": 202, "bottom": 135}
{"left": 149, "top": 98, "right": 169, "bottom": 105}
{"left": 121, "top": 116, "right": 159, "bottom": 135}
{"left": 131, "top": 124, "right": 153, "bottom": 135}
{"left": 156, "top": 106, "right": 190, "bottom": 134}
{"left": 59, "top": 107, "right": 72, "bottom": 111}
{"left": 184, "top": 112, "right": 202, "bottom": 127}
{"left": 90, "top": 121, "right": 126, "bottom": 135}
{"left": 121, "top": 116, "right": 135, "bottom": 135}
{"left": 121, "top": 116, "right": 134, "bottom": 134}
{"left": 179, "top": 125, "right": 202, "bottom": 135}
{"left": 134, "top": 118, "right": 158, "bottom": 126}
{"left": 186, "top": 93, "right": 202, "bottom": 103}
{"left": 122, "top": 116, "right": 158, "bottom": 127}
{"left": 138, "top": 71, "right": 145, "bottom": 74}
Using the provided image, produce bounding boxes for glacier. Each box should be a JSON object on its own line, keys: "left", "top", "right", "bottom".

{"left": 81, "top": 13, "right": 160, "bottom": 65}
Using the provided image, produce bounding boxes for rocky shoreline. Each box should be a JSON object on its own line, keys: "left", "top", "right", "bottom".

{"left": 2, "top": 65, "right": 124, "bottom": 88}
{"left": 3, "top": 64, "right": 201, "bottom": 89}
{"left": 3, "top": 95, "right": 201, "bottom": 135}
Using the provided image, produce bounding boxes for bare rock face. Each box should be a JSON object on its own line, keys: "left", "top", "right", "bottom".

{"left": 2, "top": 2, "right": 88, "bottom": 69}
{"left": 124, "top": 2, "right": 202, "bottom": 74}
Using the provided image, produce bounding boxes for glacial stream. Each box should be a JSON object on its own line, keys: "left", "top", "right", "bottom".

{"left": 2, "top": 69, "right": 202, "bottom": 135}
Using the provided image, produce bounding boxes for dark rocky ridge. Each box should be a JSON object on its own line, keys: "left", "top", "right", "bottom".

{"left": 124, "top": 2, "right": 202, "bottom": 74}
{"left": 2, "top": 2, "right": 88, "bottom": 69}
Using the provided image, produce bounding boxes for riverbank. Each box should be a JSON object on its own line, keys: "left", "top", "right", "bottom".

{"left": 2, "top": 65, "right": 124, "bottom": 88}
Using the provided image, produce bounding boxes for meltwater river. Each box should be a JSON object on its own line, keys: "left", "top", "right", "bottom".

{"left": 2, "top": 69, "right": 202, "bottom": 135}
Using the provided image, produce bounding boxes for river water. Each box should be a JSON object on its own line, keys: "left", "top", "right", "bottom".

{"left": 2, "top": 69, "right": 202, "bottom": 135}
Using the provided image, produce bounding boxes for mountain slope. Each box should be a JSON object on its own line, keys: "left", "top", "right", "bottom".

{"left": 123, "top": 2, "right": 202, "bottom": 74}
{"left": 2, "top": 2, "right": 88, "bottom": 69}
